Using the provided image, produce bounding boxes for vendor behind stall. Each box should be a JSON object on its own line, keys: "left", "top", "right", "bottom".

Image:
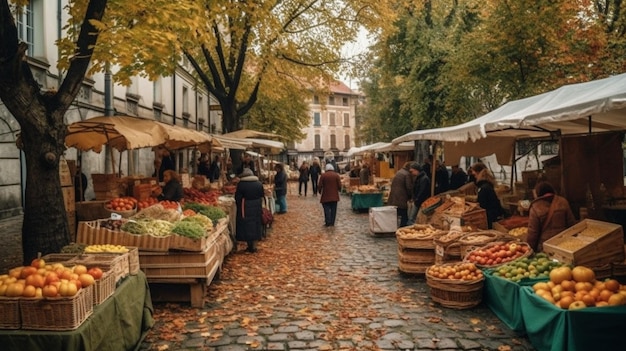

{"left": 154, "top": 169, "right": 184, "bottom": 202}
{"left": 526, "top": 181, "right": 576, "bottom": 252}
{"left": 472, "top": 162, "right": 503, "bottom": 229}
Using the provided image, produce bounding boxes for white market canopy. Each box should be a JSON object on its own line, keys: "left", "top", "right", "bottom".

{"left": 392, "top": 72, "right": 626, "bottom": 164}
{"left": 213, "top": 135, "right": 284, "bottom": 154}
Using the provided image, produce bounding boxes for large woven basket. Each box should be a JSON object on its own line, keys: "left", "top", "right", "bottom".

{"left": 396, "top": 224, "right": 445, "bottom": 249}
{"left": 434, "top": 230, "right": 466, "bottom": 261}
{"left": 20, "top": 285, "right": 93, "bottom": 330}
{"left": 0, "top": 297, "right": 20, "bottom": 329}
{"left": 398, "top": 260, "right": 431, "bottom": 275}
{"left": 458, "top": 230, "right": 503, "bottom": 258}
{"left": 426, "top": 264, "right": 484, "bottom": 309}
{"left": 398, "top": 247, "right": 436, "bottom": 264}
{"left": 463, "top": 241, "right": 532, "bottom": 269}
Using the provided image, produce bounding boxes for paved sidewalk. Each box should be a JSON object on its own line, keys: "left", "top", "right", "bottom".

{"left": 140, "top": 192, "right": 536, "bottom": 351}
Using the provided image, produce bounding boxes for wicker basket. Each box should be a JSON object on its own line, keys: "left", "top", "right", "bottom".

{"left": 398, "top": 260, "right": 431, "bottom": 274}
{"left": 463, "top": 241, "right": 533, "bottom": 269}
{"left": 398, "top": 247, "right": 436, "bottom": 264}
{"left": 20, "top": 285, "right": 93, "bottom": 331}
{"left": 458, "top": 230, "right": 503, "bottom": 258}
{"left": 92, "top": 270, "right": 116, "bottom": 305}
{"left": 103, "top": 201, "right": 137, "bottom": 218}
{"left": 396, "top": 224, "right": 446, "bottom": 249}
{"left": 0, "top": 297, "right": 20, "bottom": 329}
{"left": 434, "top": 231, "right": 466, "bottom": 263}
{"left": 127, "top": 246, "right": 140, "bottom": 274}
{"left": 426, "top": 265, "right": 484, "bottom": 309}
{"left": 591, "top": 264, "right": 612, "bottom": 280}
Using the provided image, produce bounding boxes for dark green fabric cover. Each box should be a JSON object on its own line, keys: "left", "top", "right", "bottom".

{"left": 0, "top": 271, "right": 154, "bottom": 351}
{"left": 519, "top": 286, "right": 626, "bottom": 351}
{"left": 483, "top": 272, "right": 533, "bottom": 334}
{"left": 351, "top": 193, "right": 383, "bottom": 210}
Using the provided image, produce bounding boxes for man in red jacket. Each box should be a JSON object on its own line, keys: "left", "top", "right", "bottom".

{"left": 318, "top": 163, "right": 342, "bottom": 227}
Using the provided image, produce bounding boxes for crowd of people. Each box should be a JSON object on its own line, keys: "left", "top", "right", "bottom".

{"left": 387, "top": 157, "right": 576, "bottom": 253}
{"left": 147, "top": 149, "right": 576, "bottom": 257}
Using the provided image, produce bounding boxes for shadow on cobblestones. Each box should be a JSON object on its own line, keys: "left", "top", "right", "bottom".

{"left": 141, "top": 191, "right": 536, "bottom": 351}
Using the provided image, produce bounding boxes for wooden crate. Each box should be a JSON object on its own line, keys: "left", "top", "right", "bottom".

{"left": 62, "top": 186, "right": 76, "bottom": 212}
{"left": 133, "top": 184, "right": 152, "bottom": 201}
{"left": 461, "top": 209, "right": 488, "bottom": 230}
{"left": 148, "top": 279, "right": 207, "bottom": 308}
{"left": 543, "top": 219, "right": 625, "bottom": 266}
{"left": 91, "top": 174, "right": 120, "bottom": 191}
{"left": 140, "top": 246, "right": 219, "bottom": 279}
{"left": 59, "top": 158, "right": 73, "bottom": 187}
{"left": 20, "top": 285, "right": 93, "bottom": 331}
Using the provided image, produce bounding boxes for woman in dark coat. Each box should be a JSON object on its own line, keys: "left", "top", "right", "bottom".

{"left": 156, "top": 170, "right": 184, "bottom": 202}
{"left": 235, "top": 168, "right": 265, "bottom": 253}
{"left": 472, "top": 163, "right": 503, "bottom": 229}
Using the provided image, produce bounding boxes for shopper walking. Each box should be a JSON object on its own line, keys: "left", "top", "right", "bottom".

{"left": 387, "top": 162, "right": 414, "bottom": 227}
{"left": 298, "top": 161, "right": 310, "bottom": 196}
{"left": 274, "top": 163, "right": 288, "bottom": 214}
{"left": 235, "top": 168, "right": 265, "bottom": 253}
{"left": 309, "top": 158, "right": 322, "bottom": 196}
{"left": 318, "top": 163, "right": 341, "bottom": 227}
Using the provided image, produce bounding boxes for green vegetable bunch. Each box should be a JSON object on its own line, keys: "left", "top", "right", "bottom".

{"left": 183, "top": 203, "right": 226, "bottom": 224}
{"left": 171, "top": 221, "right": 206, "bottom": 239}
{"left": 182, "top": 214, "right": 213, "bottom": 230}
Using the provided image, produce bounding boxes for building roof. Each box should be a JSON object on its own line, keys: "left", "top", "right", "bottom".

{"left": 330, "top": 80, "right": 354, "bottom": 95}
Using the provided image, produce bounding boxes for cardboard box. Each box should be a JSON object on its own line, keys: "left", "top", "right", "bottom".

{"left": 543, "top": 219, "right": 624, "bottom": 266}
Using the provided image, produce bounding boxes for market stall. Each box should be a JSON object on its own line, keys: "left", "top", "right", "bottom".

{"left": 391, "top": 73, "right": 626, "bottom": 224}
{"left": 0, "top": 269, "right": 153, "bottom": 351}
{"left": 390, "top": 72, "right": 626, "bottom": 351}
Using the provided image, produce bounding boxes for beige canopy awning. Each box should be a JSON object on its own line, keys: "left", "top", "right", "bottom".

{"left": 65, "top": 116, "right": 169, "bottom": 152}
{"left": 66, "top": 115, "right": 221, "bottom": 153}
{"left": 221, "top": 129, "right": 281, "bottom": 139}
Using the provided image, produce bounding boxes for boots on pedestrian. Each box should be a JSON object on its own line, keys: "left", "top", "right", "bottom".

{"left": 246, "top": 241, "right": 258, "bottom": 253}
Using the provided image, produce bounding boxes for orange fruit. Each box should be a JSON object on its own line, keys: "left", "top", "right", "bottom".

{"left": 581, "top": 294, "right": 596, "bottom": 307}
{"left": 604, "top": 279, "right": 621, "bottom": 293}
{"left": 599, "top": 289, "right": 613, "bottom": 302}
{"left": 559, "top": 295, "right": 575, "bottom": 309}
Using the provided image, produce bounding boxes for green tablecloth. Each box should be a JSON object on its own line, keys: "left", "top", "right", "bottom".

{"left": 0, "top": 271, "right": 154, "bottom": 351}
{"left": 483, "top": 271, "right": 548, "bottom": 335}
{"left": 351, "top": 192, "right": 383, "bottom": 210}
{"left": 518, "top": 286, "right": 626, "bottom": 351}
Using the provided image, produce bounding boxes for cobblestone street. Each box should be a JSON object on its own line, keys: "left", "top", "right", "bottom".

{"left": 140, "top": 189, "right": 536, "bottom": 351}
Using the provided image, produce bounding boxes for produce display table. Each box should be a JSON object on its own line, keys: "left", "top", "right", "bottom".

{"left": 351, "top": 192, "right": 383, "bottom": 211}
{"left": 0, "top": 271, "right": 154, "bottom": 351}
{"left": 518, "top": 286, "right": 626, "bottom": 351}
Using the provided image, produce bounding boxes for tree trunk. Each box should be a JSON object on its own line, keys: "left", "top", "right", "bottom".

{"left": 20, "top": 116, "right": 71, "bottom": 264}
{"left": 221, "top": 102, "right": 240, "bottom": 133}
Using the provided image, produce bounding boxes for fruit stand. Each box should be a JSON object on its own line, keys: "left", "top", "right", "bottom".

{"left": 418, "top": 216, "right": 626, "bottom": 351}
